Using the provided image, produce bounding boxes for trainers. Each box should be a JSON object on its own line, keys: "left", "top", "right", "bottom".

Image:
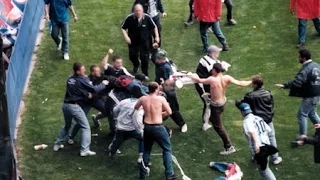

{"left": 53, "top": 144, "right": 64, "bottom": 152}
{"left": 220, "top": 146, "right": 236, "bottom": 155}
{"left": 273, "top": 157, "right": 283, "bottom": 165}
{"left": 181, "top": 124, "right": 188, "bottom": 133}
{"left": 184, "top": 21, "right": 193, "bottom": 26}
{"left": 57, "top": 37, "right": 62, "bottom": 51}
{"left": 168, "top": 129, "right": 173, "bottom": 138}
{"left": 116, "top": 149, "right": 121, "bottom": 154}
{"left": 140, "top": 164, "right": 150, "bottom": 179}
{"left": 296, "top": 43, "right": 305, "bottom": 49}
{"left": 166, "top": 174, "right": 178, "bottom": 180}
{"left": 137, "top": 154, "right": 143, "bottom": 164}
{"left": 222, "top": 44, "right": 230, "bottom": 51}
{"left": 227, "top": 19, "right": 237, "bottom": 25}
{"left": 145, "top": 76, "right": 150, "bottom": 81}
{"left": 63, "top": 53, "right": 70, "bottom": 60}
{"left": 92, "top": 114, "right": 101, "bottom": 128}
{"left": 67, "top": 138, "right": 74, "bottom": 145}
{"left": 207, "top": 27, "right": 213, "bottom": 33}
{"left": 202, "top": 123, "right": 212, "bottom": 131}
{"left": 80, "top": 150, "right": 96, "bottom": 157}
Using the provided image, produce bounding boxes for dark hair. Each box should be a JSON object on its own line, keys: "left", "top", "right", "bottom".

{"left": 299, "top": 49, "right": 311, "bottom": 60}
{"left": 112, "top": 55, "right": 122, "bottom": 62}
{"left": 148, "top": 82, "right": 159, "bottom": 93}
{"left": 90, "top": 64, "right": 99, "bottom": 72}
{"left": 73, "top": 62, "right": 84, "bottom": 73}
{"left": 252, "top": 75, "right": 264, "bottom": 88}
{"left": 135, "top": 73, "right": 146, "bottom": 82}
{"left": 212, "top": 63, "right": 225, "bottom": 73}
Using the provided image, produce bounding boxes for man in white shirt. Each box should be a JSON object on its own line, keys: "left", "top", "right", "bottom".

{"left": 236, "top": 102, "right": 277, "bottom": 180}
{"left": 108, "top": 98, "right": 144, "bottom": 162}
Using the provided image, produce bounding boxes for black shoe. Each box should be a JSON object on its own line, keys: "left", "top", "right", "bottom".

{"left": 184, "top": 20, "right": 193, "bottom": 26}
{"left": 166, "top": 174, "right": 178, "bottom": 180}
{"left": 227, "top": 19, "right": 237, "bottom": 25}
{"left": 222, "top": 44, "right": 230, "bottom": 51}
{"left": 291, "top": 138, "right": 304, "bottom": 147}
{"left": 296, "top": 43, "right": 305, "bottom": 49}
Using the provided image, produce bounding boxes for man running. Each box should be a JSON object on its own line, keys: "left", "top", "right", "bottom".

{"left": 134, "top": 82, "right": 177, "bottom": 180}
{"left": 189, "top": 63, "right": 252, "bottom": 155}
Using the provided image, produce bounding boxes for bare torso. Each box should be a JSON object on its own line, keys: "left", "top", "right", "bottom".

{"left": 140, "top": 95, "right": 165, "bottom": 124}
{"left": 209, "top": 75, "right": 230, "bottom": 104}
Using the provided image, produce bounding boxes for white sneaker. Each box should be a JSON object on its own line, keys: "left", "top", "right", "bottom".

{"left": 80, "top": 150, "right": 96, "bottom": 157}
{"left": 202, "top": 123, "right": 212, "bottom": 131}
{"left": 63, "top": 53, "right": 70, "bottom": 60}
{"left": 145, "top": 76, "right": 150, "bottom": 81}
{"left": 53, "top": 144, "right": 64, "bottom": 152}
{"left": 57, "top": 37, "right": 62, "bottom": 51}
{"left": 220, "top": 146, "right": 236, "bottom": 155}
{"left": 273, "top": 157, "right": 283, "bottom": 165}
{"left": 137, "top": 154, "right": 143, "bottom": 164}
{"left": 181, "top": 124, "right": 188, "bottom": 133}
{"left": 67, "top": 139, "right": 74, "bottom": 145}
{"left": 116, "top": 149, "right": 121, "bottom": 154}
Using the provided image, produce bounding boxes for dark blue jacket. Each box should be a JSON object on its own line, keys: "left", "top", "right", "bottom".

{"left": 64, "top": 75, "right": 105, "bottom": 104}
{"left": 153, "top": 61, "right": 173, "bottom": 84}
{"left": 284, "top": 61, "right": 320, "bottom": 98}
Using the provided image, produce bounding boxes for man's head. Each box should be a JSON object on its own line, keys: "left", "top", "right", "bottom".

{"left": 235, "top": 102, "right": 252, "bottom": 117}
{"left": 135, "top": 73, "right": 146, "bottom": 83}
{"left": 155, "top": 49, "right": 167, "bottom": 64}
{"left": 89, "top": 65, "right": 101, "bottom": 78}
{"left": 112, "top": 55, "right": 123, "bottom": 69}
{"left": 134, "top": 4, "right": 144, "bottom": 19}
{"left": 207, "top": 45, "right": 222, "bottom": 59}
{"left": 73, "top": 62, "right": 86, "bottom": 76}
{"left": 251, "top": 75, "right": 263, "bottom": 89}
{"left": 148, "top": 82, "right": 160, "bottom": 94}
{"left": 298, "top": 49, "right": 311, "bottom": 64}
{"left": 211, "top": 63, "right": 225, "bottom": 75}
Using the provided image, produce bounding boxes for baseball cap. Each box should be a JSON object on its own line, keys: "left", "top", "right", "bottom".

{"left": 236, "top": 102, "right": 252, "bottom": 115}
{"left": 155, "top": 49, "right": 167, "bottom": 59}
{"left": 207, "top": 45, "right": 222, "bottom": 53}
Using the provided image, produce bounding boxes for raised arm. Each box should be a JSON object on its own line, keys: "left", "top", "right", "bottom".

{"left": 189, "top": 74, "right": 213, "bottom": 85}
{"left": 226, "top": 75, "right": 252, "bottom": 87}
{"left": 101, "top": 49, "right": 113, "bottom": 69}
{"left": 162, "top": 97, "right": 172, "bottom": 117}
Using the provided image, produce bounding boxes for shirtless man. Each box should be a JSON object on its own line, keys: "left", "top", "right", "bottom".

{"left": 134, "top": 82, "right": 177, "bottom": 180}
{"left": 190, "top": 63, "right": 252, "bottom": 155}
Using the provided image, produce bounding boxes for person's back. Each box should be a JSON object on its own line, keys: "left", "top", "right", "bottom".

{"left": 141, "top": 95, "right": 165, "bottom": 124}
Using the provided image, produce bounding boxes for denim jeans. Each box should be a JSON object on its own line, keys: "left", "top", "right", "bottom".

{"left": 259, "top": 161, "right": 276, "bottom": 180}
{"left": 267, "top": 122, "right": 279, "bottom": 161}
{"left": 55, "top": 103, "right": 91, "bottom": 153}
{"left": 298, "top": 18, "right": 320, "bottom": 44}
{"left": 297, "top": 97, "right": 320, "bottom": 136}
{"left": 109, "top": 129, "right": 143, "bottom": 156}
{"left": 140, "top": 125, "right": 174, "bottom": 179}
{"left": 200, "top": 21, "right": 227, "bottom": 50}
{"left": 51, "top": 21, "right": 69, "bottom": 54}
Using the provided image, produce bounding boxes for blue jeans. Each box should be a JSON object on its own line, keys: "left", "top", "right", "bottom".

{"left": 298, "top": 18, "right": 320, "bottom": 44}
{"left": 297, "top": 97, "right": 320, "bottom": 136}
{"left": 140, "top": 125, "right": 174, "bottom": 178}
{"left": 51, "top": 21, "right": 69, "bottom": 54}
{"left": 200, "top": 21, "right": 227, "bottom": 50}
{"left": 259, "top": 160, "right": 276, "bottom": 180}
{"left": 55, "top": 103, "right": 91, "bottom": 153}
{"left": 109, "top": 129, "right": 143, "bottom": 156}
{"left": 69, "top": 99, "right": 106, "bottom": 139}
{"left": 267, "top": 122, "right": 279, "bottom": 161}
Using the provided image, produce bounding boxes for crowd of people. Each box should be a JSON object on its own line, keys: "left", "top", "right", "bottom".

{"left": 43, "top": 0, "right": 320, "bottom": 179}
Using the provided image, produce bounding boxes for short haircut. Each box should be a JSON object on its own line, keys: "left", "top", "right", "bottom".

{"left": 148, "top": 82, "right": 159, "bottom": 93}
{"left": 212, "top": 63, "right": 225, "bottom": 73}
{"left": 135, "top": 73, "right": 146, "bottom": 82}
{"left": 90, "top": 64, "right": 99, "bottom": 72}
{"left": 252, "top": 75, "right": 264, "bottom": 88}
{"left": 299, "top": 49, "right": 311, "bottom": 60}
{"left": 73, "top": 62, "right": 84, "bottom": 73}
{"left": 112, "top": 55, "right": 122, "bottom": 62}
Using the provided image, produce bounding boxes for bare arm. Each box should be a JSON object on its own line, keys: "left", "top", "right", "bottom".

{"left": 68, "top": 6, "right": 78, "bottom": 22}
{"left": 161, "top": 97, "right": 172, "bottom": 117}
{"left": 226, "top": 75, "right": 252, "bottom": 87}
{"left": 153, "top": 27, "right": 159, "bottom": 43}
{"left": 134, "top": 98, "right": 143, "bottom": 110}
{"left": 189, "top": 74, "right": 212, "bottom": 85}
{"left": 45, "top": 4, "right": 50, "bottom": 20}
{"left": 101, "top": 49, "right": 113, "bottom": 68}
{"left": 250, "top": 131, "right": 260, "bottom": 153}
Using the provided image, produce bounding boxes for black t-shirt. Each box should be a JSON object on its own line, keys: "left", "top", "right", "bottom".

{"left": 121, "top": 13, "right": 156, "bottom": 44}
{"left": 104, "top": 65, "right": 128, "bottom": 78}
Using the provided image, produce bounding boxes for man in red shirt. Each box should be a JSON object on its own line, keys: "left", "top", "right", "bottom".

{"left": 194, "top": 0, "right": 229, "bottom": 52}
{"left": 290, "top": 0, "right": 320, "bottom": 48}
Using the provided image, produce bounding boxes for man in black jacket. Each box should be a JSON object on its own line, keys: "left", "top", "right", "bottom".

{"left": 276, "top": 49, "right": 320, "bottom": 142}
{"left": 242, "top": 75, "right": 282, "bottom": 165}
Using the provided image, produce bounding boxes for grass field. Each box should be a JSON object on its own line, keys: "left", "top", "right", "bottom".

{"left": 17, "top": 0, "right": 320, "bottom": 179}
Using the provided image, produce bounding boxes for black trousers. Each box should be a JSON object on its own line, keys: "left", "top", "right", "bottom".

{"left": 195, "top": 83, "right": 210, "bottom": 122}
{"left": 224, "top": 0, "right": 233, "bottom": 20}
{"left": 170, "top": 111, "right": 186, "bottom": 127}
{"left": 187, "top": 0, "right": 194, "bottom": 22}
{"left": 129, "top": 41, "right": 151, "bottom": 76}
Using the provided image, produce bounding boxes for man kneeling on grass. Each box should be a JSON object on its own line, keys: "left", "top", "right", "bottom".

{"left": 108, "top": 98, "right": 144, "bottom": 163}
{"left": 236, "top": 102, "right": 278, "bottom": 180}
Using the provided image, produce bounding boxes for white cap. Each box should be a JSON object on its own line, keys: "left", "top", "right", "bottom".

{"left": 207, "top": 45, "right": 222, "bottom": 53}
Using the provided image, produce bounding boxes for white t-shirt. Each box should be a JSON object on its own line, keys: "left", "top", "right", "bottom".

{"left": 243, "top": 113, "right": 271, "bottom": 148}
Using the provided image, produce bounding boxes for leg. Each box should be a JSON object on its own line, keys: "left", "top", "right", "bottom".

{"left": 105, "top": 98, "right": 117, "bottom": 135}
{"left": 72, "top": 105, "right": 91, "bottom": 153}
{"left": 212, "top": 21, "right": 227, "bottom": 45}
{"left": 297, "top": 99, "right": 313, "bottom": 136}
{"left": 258, "top": 159, "right": 276, "bottom": 180}
{"left": 50, "top": 21, "right": 61, "bottom": 47}
{"left": 195, "top": 84, "right": 207, "bottom": 120}
{"left": 187, "top": 0, "right": 194, "bottom": 22}
{"left": 224, "top": 0, "right": 233, "bottom": 20}
{"left": 139, "top": 41, "right": 151, "bottom": 77}
{"left": 140, "top": 127, "right": 155, "bottom": 179}
{"left": 312, "top": 17, "right": 320, "bottom": 35}
{"left": 154, "top": 126, "right": 174, "bottom": 178}
{"left": 69, "top": 104, "right": 91, "bottom": 139}
{"left": 109, "top": 130, "right": 126, "bottom": 156}
{"left": 60, "top": 22, "right": 69, "bottom": 54}
{"left": 268, "top": 122, "right": 279, "bottom": 160}
{"left": 170, "top": 111, "right": 186, "bottom": 127}
{"left": 308, "top": 104, "right": 320, "bottom": 125}
{"left": 199, "top": 21, "right": 210, "bottom": 50}
{"left": 129, "top": 45, "right": 140, "bottom": 73}
{"left": 210, "top": 105, "right": 232, "bottom": 149}
{"left": 132, "top": 130, "right": 144, "bottom": 154}
{"left": 298, "top": 19, "right": 307, "bottom": 44}
{"left": 55, "top": 104, "right": 74, "bottom": 145}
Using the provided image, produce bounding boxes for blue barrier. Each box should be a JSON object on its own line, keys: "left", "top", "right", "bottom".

{"left": 6, "top": 0, "right": 44, "bottom": 139}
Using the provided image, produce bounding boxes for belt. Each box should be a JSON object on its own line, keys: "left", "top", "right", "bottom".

{"left": 144, "top": 123, "right": 162, "bottom": 126}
